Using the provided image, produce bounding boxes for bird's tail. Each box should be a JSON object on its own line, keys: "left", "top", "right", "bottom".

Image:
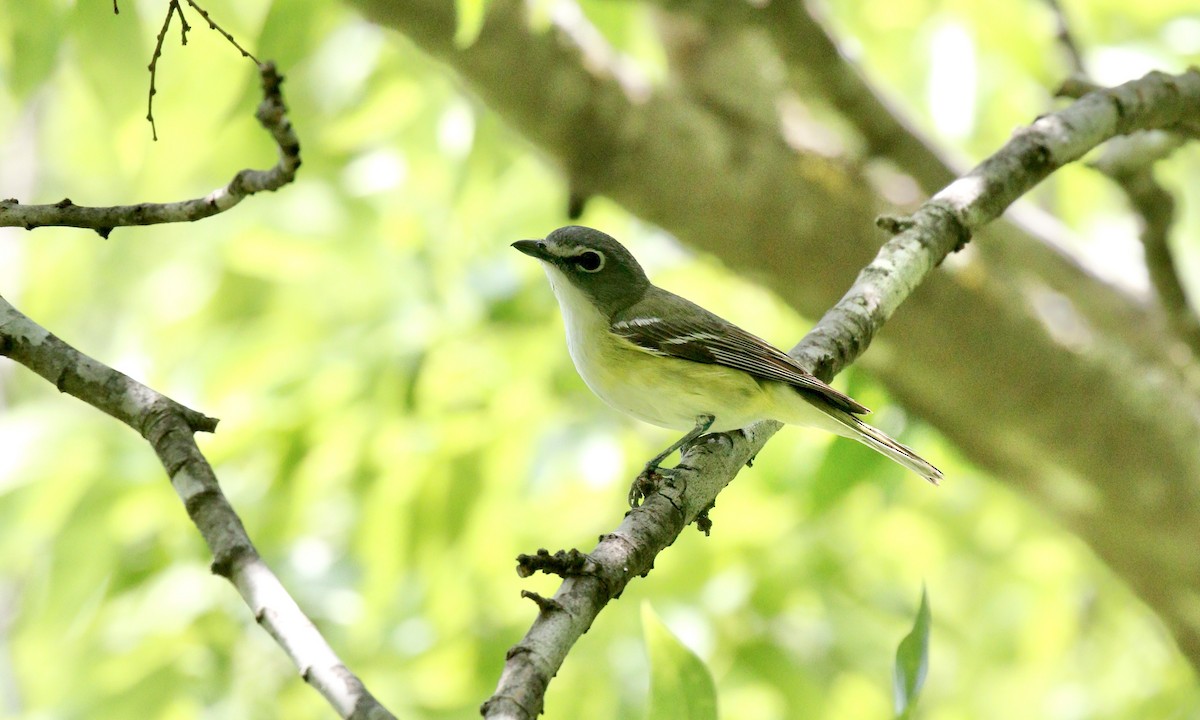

{"left": 820, "top": 404, "right": 943, "bottom": 485}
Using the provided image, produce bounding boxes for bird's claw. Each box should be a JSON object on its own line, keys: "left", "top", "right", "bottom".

{"left": 629, "top": 465, "right": 664, "bottom": 507}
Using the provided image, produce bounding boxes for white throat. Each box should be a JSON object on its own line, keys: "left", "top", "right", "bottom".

{"left": 540, "top": 262, "right": 613, "bottom": 385}
{"left": 542, "top": 263, "right": 607, "bottom": 346}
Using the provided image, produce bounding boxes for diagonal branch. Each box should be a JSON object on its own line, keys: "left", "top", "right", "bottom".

{"left": 181, "top": 0, "right": 260, "bottom": 64}
{"left": 1039, "top": 0, "right": 1087, "bottom": 76}
{"left": 480, "top": 68, "right": 1200, "bottom": 719}
{"left": 753, "top": 0, "right": 961, "bottom": 192}
{"left": 801, "top": 70, "right": 1200, "bottom": 369}
{"left": 1060, "top": 77, "right": 1200, "bottom": 138}
{"left": 651, "top": 0, "right": 959, "bottom": 191}
{"left": 0, "top": 297, "right": 396, "bottom": 720}
{"left": 659, "top": 0, "right": 1187, "bottom": 362}
{"left": 146, "top": 0, "right": 190, "bottom": 141}
{"left": 0, "top": 62, "right": 300, "bottom": 238}
{"left": 729, "top": 0, "right": 1186, "bottom": 367}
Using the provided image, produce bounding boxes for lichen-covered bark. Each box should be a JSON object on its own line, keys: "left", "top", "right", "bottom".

{"left": 0, "top": 297, "right": 395, "bottom": 720}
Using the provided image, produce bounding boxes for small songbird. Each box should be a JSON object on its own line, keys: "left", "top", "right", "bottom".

{"left": 512, "top": 226, "right": 942, "bottom": 498}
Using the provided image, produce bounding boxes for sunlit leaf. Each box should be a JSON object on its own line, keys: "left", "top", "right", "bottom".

{"left": 453, "top": 0, "right": 492, "bottom": 48}
{"left": 893, "top": 584, "right": 932, "bottom": 718}
{"left": 643, "top": 602, "right": 718, "bottom": 720}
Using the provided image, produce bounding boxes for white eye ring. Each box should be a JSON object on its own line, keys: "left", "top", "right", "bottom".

{"left": 574, "top": 250, "right": 605, "bottom": 273}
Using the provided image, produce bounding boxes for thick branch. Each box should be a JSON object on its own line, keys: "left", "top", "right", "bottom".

{"left": 791, "top": 59, "right": 1200, "bottom": 372}
{"left": 649, "top": 0, "right": 959, "bottom": 192}
{"left": 1061, "top": 78, "right": 1200, "bottom": 139}
{"left": 386, "top": 6, "right": 1194, "bottom": 714}
{"left": 0, "top": 62, "right": 300, "bottom": 237}
{"left": 1056, "top": 71, "right": 1200, "bottom": 355}
{"left": 666, "top": 1, "right": 1179, "bottom": 367}
{"left": 0, "top": 297, "right": 394, "bottom": 720}
{"left": 785, "top": 65, "right": 1200, "bottom": 376}
{"left": 754, "top": 0, "right": 961, "bottom": 192}
{"left": 353, "top": 0, "right": 1200, "bottom": 709}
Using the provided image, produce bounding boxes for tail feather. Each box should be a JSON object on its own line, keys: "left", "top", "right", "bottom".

{"left": 825, "top": 406, "right": 943, "bottom": 485}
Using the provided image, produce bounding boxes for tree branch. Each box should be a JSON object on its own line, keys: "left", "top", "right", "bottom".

{"left": 181, "top": 0, "right": 260, "bottom": 64}
{"left": 753, "top": 0, "right": 961, "bottom": 192}
{"left": 1060, "top": 77, "right": 1200, "bottom": 138}
{"left": 0, "top": 297, "right": 395, "bottom": 720}
{"left": 147, "top": 0, "right": 190, "bottom": 141}
{"left": 650, "top": 0, "right": 959, "bottom": 192}
{"left": 1039, "top": 0, "right": 1087, "bottom": 76}
{"left": 643, "top": 0, "right": 1180, "bottom": 369}
{"left": 665, "top": 0, "right": 1189, "bottom": 368}
{"left": 0, "top": 62, "right": 300, "bottom": 237}
{"left": 793, "top": 68, "right": 1200, "bottom": 368}
{"left": 483, "top": 64, "right": 1200, "bottom": 717}
{"left": 352, "top": 0, "right": 1200, "bottom": 704}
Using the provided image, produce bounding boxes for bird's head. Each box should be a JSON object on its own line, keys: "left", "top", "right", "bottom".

{"left": 512, "top": 226, "right": 650, "bottom": 316}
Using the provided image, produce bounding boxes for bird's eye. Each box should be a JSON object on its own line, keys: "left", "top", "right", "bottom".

{"left": 575, "top": 250, "right": 604, "bottom": 273}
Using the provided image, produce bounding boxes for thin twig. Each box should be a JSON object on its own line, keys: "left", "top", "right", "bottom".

{"left": 1057, "top": 71, "right": 1200, "bottom": 356}
{"left": 146, "top": 0, "right": 184, "bottom": 141}
{"left": 1040, "top": 0, "right": 1086, "bottom": 76}
{"left": 1091, "top": 134, "right": 1200, "bottom": 357}
{"left": 144, "top": 0, "right": 255, "bottom": 140}
{"left": 1, "top": 62, "right": 301, "bottom": 237}
{"left": 178, "top": 1, "right": 191, "bottom": 45}
{"left": 1114, "top": 169, "right": 1200, "bottom": 355}
{"left": 0, "top": 297, "right": 398, "bottom": 720}
{"left": 183, "top": 0, "right": 260, "bottom": 63}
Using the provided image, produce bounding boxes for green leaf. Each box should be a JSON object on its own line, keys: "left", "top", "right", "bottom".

{"left": 893, "top": 584, "right": 932, "bottom": 718}
{"left": 642, "top": 602, "right": 718, "bottom": 720}
{"left": 453, "top": 0, "right": 492, "bottom": 48}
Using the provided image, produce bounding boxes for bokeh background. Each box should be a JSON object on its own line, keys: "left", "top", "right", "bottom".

{"left": 2, "top": 1, "right": 1200, "bottom": 718}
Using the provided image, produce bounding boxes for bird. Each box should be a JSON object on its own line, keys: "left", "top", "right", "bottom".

{"left": 512, "top": 225, "right": 942, "bottom": 502}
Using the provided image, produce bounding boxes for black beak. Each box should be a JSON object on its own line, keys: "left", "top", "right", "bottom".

{"left": 511, "top": 239, "right": 552, "bottom": 261}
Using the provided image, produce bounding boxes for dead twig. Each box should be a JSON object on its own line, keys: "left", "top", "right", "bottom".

{"left": 1, "top": 63, "right": 301, "bottom": 237}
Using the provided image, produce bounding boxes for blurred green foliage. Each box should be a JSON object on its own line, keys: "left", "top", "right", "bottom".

{"left": 0, "top": 1, "right": 1198, "bottom": 719}
{"left": 643, "top": 601, "right": 718, "bottom": 720}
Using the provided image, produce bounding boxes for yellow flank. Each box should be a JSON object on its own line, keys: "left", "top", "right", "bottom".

{"left": 545, "top": 262, "right": 837, "bottom": 434}
{"left": 593, "top": 332, "right": 774, "bottom": 431}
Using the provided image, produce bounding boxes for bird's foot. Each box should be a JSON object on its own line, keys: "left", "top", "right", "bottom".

{"left": 628, "top": 463, "right": 663, "bottom": 508}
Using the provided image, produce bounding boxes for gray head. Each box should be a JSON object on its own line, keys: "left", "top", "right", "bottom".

{"left": 512, "top": 226, "right": 651, "bottom": 315}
